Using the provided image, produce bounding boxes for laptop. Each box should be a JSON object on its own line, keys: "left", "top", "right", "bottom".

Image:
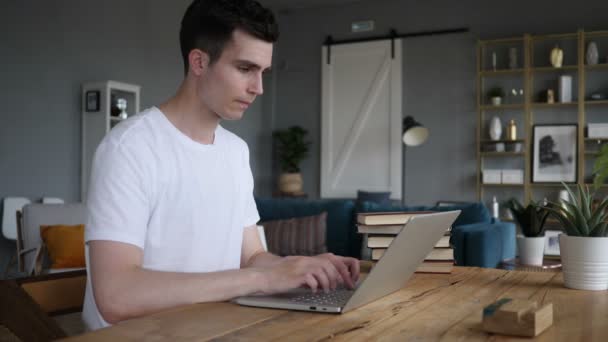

{"left": 234, "top": 210, "right": 460, "bottom": 313}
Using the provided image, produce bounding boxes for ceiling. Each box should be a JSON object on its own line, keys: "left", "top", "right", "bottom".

{"left": 258, "top": 0, "right": 369, "bottom": 11}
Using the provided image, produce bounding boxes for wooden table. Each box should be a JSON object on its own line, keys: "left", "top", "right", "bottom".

{"left": 67, "top": 267, "right": 608, "bottom": 341}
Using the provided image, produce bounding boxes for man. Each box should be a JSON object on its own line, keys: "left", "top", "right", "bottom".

{"left": 83, "top": 0, "right": 359, "bottom": 330}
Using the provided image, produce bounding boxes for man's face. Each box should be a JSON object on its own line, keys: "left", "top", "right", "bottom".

{"left": 198, "top": 29, "right": 273, "bottom": 121}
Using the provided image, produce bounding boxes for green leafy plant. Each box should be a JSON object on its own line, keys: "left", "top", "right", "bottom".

{"left": 544, "top": 145, "right": 608, "bottom": 237}
{"left": 487, "top": 87, "right": 505, "bottom": 98}
{"left": 544, "top": 183, "right": 608, "bottom": 237}
{"left": 273, "top": 126, "right": 311, "bottom": 173}
{"left": 592, "top": 144, "right": 608, "bottom": 190}
{"left": 506, "top": 199, "right": 550, "bottom": 237}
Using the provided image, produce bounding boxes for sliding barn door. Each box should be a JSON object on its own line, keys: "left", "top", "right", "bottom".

{"left": 321, "top": 39, "right": 402, "bottom": 199}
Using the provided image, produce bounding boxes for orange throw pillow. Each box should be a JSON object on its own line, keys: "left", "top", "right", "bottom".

{"left": 40, "top": 224, "right": 85, "bottom": 269}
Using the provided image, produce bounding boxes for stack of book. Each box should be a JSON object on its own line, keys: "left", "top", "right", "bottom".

{"left": 357, "top": 211, "right": 454, "bottom": 274}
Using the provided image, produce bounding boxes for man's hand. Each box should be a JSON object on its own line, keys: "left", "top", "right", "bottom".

{"left": 258, "top": 253, "right": 360, "bottom": 294}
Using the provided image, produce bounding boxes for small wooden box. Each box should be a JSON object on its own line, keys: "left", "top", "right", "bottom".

{"left": 482, "top": 298, "right": 553, "bottom": 337}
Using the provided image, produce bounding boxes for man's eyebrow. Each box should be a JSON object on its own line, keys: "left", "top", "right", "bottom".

{"left": 235, "top": 59, "right": 271, "bottom": 72}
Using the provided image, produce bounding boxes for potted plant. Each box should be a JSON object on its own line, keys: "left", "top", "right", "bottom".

{"left": 544, "top": 144, "right": 608, "bottom": 290}
{"left": 273, "top": 126, "right": 311, "bottom": 194}
{"left": 488, "top": 87, "right": 505, "bottom": 106}
{"left": 506, "top": 199, "right": 551, "bottom": 266}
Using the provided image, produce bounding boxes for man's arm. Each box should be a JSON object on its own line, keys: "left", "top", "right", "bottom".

{"left": 88, "top": 240, "right": 266, "bottom": 324}
{"left": 90, "top": 226, "right": 361, "bottom": 325}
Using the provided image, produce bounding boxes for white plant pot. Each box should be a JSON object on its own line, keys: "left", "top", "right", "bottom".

{"left": 491, "top": 97, "right": 502, "bottom": 106}
{"left": 559, "top": 235, "right": 608, "bottom": 291}
{"left": 517, "top": 235, "right": 545, "bottom": 266}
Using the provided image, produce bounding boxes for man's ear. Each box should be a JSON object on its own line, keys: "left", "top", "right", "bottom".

{"left": 188, "top": 49, "right": 210, "bottom": 76}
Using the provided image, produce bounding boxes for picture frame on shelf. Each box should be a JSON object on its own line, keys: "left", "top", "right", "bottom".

{"left": 85, "top": 90, "right": 100, "bottom": 112}
{"left": 532, "top": 124, "right": 577, "bottom": 183}
{"left": 544, "top": 230, "right": 562, "bottom": 258}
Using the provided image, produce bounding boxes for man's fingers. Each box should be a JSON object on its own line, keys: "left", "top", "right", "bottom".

{"left": 336, "top": 260, "right": 355, "bottom": 289}
{"left": 305, "top": 273, "right": 319, "bottom": 293}
{"left": 312, "top": 268, "right": 331, "bottom": 292}
{"left": 341, "top": 257, "right": 360, "bottom": 282}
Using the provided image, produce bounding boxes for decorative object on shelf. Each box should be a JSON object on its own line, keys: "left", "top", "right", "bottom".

{"left": 506, "top": 199, "right": 550, "bottom": 266}
{"left": 506, "top": 119, "right": 517, "bottom": 140}
{"left": 85, "top": 90, "right": 100, "bottom": 112}
{"left": 491, "top": 196, "right": 499, "bottom": 219}
{"left": 546, "top": 89, "right": 555, "bottom": 104}
{"left": 482, "top": 169, "right": 501, "bottom": 184}
{"left": 544, "top": 182, "right": 608, "bottom": 290}
{"left": 501, "top": 169, "right": 523, "bottom": 184}
{"left": 558, "top": 75, "right": 572, "bottom": 103}
{"left": 586, "top": 41, "right": 599, "bottom": 65}
{"left": 588, "top": 123, "right": 608, "bottom": 139}
{"left": 505, "top": 142, "right": 523, "bottom": 153}
{"left": 532, "top": 124, "right": 577, "bottom": 183}
{"left": 116, "top": 98, "right": 128, "bottom": 120}
{"left": 589, "top": 93, "right": 606, "bottom": 101}
{"left": 492, "top": 51, "right": 497, "bottom": 71}
{"left": 273, "top": 126, "right": 311, "bottom": 194}
{"left": 489, "top": 116, "right": 502, "bottom": 141}
{"left": 488, "top": 87, "right": 504, "bottom": 106}
{"left": 550, "top": 45, "right": 563, "bottom": 68}
{"left": 110, "top": 94, "right": 120, "bottom": 117}
{"left": 508, "top": 47, "right": 518, "bottom": 69}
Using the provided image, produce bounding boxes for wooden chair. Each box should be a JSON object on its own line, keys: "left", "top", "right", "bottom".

{"left": 0, "top": 270, "right": 87, "bottom": 340}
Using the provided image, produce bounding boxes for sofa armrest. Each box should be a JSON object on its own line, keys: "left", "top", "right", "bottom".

{"left": 451, "top": 221, "right": 516, "bottom": 268}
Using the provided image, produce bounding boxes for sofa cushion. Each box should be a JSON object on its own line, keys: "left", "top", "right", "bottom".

{"left": 451, "top": 221, "right": 516, "bottom": 267}
{"left": 263, "top": 212, "right": 328, "bottom": 256}
{"left": 356, "top": 190, "right": 391, "bottom": 208}
{"left": 255, "top": 198, "right": 356, "bottom": 257}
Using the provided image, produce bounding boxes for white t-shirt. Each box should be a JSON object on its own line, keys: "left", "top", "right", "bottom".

{"left": 82, "top": 107, "right": 260, "bottom": 330}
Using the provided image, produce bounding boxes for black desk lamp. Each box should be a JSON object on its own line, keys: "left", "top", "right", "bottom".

{"left": 402, "top": 116, "right": 429, "bottom": 204}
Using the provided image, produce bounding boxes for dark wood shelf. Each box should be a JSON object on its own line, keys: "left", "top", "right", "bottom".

{"left": 585, "top": 100, "right": 608, "bottom": 105}
{"left": 480, "top": 152, "right": 524, "bottom": 157}
{"left": 585, "top": 138, "right": 608, "bottom": 141}
{"left": 585, "top": 63, "right": 608, "bottom": 70}
{"left": 480, "top": 69, "right": 525, "bottom": 76}
{"left": 481, "top": 183, "right": 524, "bottom": 187}
{"left": 531, "top": 65, "right": 578, "bottom": 72}
{"left": 480, "top": 139, "right": 525, "bottom": 144}
{"left": 480, "top": 104, "right": 524, "bottom": 110}
{"left": 531, "top": 102, "right": 578, "bottom": 108}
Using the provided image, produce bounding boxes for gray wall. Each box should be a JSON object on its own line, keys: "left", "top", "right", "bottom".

{"left": 271, "top": 0, "right": 608, "bottom": 204}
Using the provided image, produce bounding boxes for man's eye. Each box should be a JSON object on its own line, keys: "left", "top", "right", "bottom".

{"left": 238, "top": 66, "right": 251, "bottom": 72}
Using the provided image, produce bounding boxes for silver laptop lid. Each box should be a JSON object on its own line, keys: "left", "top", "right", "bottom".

{"left": 342, "top": 210, "right": 460, "bottom": 312}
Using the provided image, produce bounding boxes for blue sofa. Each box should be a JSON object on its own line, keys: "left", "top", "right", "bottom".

{"left": 255, "top": 198, "right": 516, "bottom": 268}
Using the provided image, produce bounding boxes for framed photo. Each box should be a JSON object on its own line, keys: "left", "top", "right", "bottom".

{"left": 532, "top": 124, "right": 577, "bottom": 183}
{"left": 85, "top": 90, "right": 100, "bottom": 112}
{"left": 544, "top": 230, "right": 562, "bottom": 257}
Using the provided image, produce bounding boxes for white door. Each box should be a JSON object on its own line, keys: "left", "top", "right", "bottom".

{"left": 321, "top": 39, "right": 402, "bottom": 199}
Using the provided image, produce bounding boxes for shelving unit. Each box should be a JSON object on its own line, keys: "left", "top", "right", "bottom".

{"left": 477, "top": 29, "right": 608, "bottom": 209}
{"left": 81, "top": 80, "right": 141, "bottom": 200}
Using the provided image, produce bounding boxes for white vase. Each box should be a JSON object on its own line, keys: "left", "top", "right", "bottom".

{"left": 559, "top": 235, "right": 608, "bottom": 291}
{"left": 489, "top": 116, "right": 502, "bottom": 141}
{"left": 586, "top": 41, "right": 599, "bottom": 65}
{"left": 517, "top": 235, "right": 545, "bottom": 266}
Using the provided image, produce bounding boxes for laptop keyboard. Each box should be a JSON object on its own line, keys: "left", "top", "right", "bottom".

{"left": 289, "top": 288, "right": 354, "bottom": 306}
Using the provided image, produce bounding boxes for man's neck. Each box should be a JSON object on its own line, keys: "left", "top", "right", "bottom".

{"left": 158, "top": 81, "right": 219, "bottom": 145}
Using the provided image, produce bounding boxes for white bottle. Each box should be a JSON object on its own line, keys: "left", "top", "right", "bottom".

{"left": 492, "top": 196, "right": 500, "bottom": 219}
